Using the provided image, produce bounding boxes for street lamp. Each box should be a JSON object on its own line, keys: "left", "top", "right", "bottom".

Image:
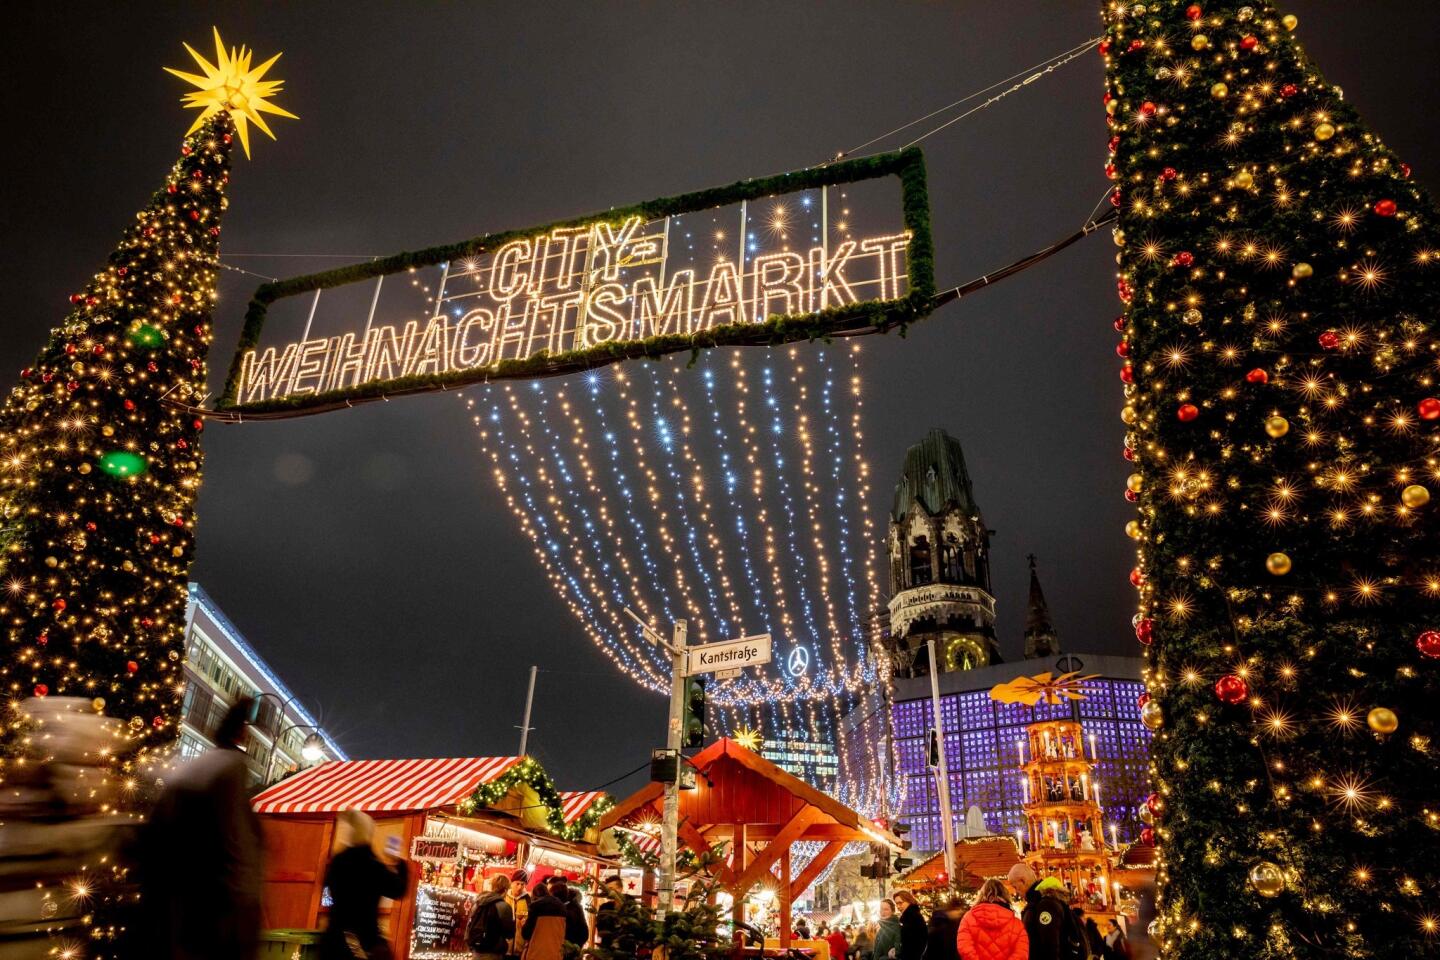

{"left": 301, "top": 732, "right": 325, "bottom": 763}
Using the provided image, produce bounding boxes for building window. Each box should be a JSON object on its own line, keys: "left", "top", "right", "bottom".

{"left": 910, "top": 536, "right": 932, "bottom": 586}
{"left": 941, "top": 535, "right": 962, "bottom": 583}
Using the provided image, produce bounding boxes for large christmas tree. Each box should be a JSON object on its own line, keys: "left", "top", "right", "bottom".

{"left": 0, "top": 31, "right": 291, "bottom": 955}
{"left": 1105, "top": 4, "right": 1440, "bottom": 958}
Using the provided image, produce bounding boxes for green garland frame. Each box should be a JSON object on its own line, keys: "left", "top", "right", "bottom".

{"left": 462, "top": 756, "right": 613, "bottom": 842}
{"left": 216, "top": 148, "right": 933, "bottom": 414}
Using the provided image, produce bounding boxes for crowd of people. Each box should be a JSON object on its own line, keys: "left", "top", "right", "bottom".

{"left": 795, "top": 865, "right": 1130, "bottom": 960}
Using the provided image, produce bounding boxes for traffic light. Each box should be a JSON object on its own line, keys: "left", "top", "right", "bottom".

{"left": 927, "top": 729, "right": 940, "bottom": 767}
{"left": 892, "top": 820, "right": 914, "bottom": 851}
{"left": 683, "top": 677, "right": 706, "bottom": 748}
{"left": 893, "top": 855, "right": 915, "bottom": 874}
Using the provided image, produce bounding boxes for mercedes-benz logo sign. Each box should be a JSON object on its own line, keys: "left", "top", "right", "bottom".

{"left": 787, "top": 647, "right": 810, "bottom": 677}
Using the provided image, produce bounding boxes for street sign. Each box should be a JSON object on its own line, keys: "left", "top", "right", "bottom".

{"left": 687, "top": 633, "right": 772, "bottom": 676}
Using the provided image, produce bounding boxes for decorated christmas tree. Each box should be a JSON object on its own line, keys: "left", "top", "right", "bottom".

{"left": 1104, "top": 3, "right": 1440, "bottom": 957}
{"left": 0, "top": 31, "right": 292, "bottom": 955}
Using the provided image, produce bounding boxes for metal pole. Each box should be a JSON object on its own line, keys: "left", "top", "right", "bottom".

{"left": 518, "top": 665, "right": 538, "bottom": 757}
{"left": 927, "top": 638, "right": 957, "bottom": 888}
{"left": 658, "top": 619, "right": 688, "bottom": 914}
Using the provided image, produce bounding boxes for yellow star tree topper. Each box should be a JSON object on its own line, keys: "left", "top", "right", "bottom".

{"left": 165, "top": 27, "right": 296, "bottom": 157}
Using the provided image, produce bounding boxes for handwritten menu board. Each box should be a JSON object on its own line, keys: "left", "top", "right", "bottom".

{"left": 410, "top": 884, "right": 476, "bottom": 958}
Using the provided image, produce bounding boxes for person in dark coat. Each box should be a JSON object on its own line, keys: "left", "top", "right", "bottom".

{"left": 592, "top": 874, "right": 625, "bottom": 949}
{"left": 522, "top": 879, "right": 568, "bottom": 940}
{"left": 1079, "top": 914, "right": 1103, "bottom": 960}
{"left": 924, "top": 898, "right": 963, "bottom": 960}
{"left": 1004, "top": 864, "right": 1085, "bottom": 960}
{"left": 893, "top": 892, "right": 928, "bottom": 960}
{"left": 138, "top": 697, "right": 266, "bottom": 960}
{"left": 545, "top": 877, "right": 588, "bottom": 945}
{"left": 467, "top": 874, "right": 515, "bottom": 960}
{"left": 318, "top": 810, "right": 410, "bottom": 960}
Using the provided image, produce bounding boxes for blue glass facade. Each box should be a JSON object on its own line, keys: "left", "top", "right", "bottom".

{"left": 892, "top": 673, "right": 1152, "bottom": 854}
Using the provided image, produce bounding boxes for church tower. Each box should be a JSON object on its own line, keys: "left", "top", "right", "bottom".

{"left": 886, "top": 428, "right": 1000, "bottom": 677}
{"left": 1023, "top": 555, "right": 1062, "bottom": 659}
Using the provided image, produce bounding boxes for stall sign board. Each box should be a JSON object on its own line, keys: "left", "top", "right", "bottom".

{"left": 220, "top": 149, "right": 933, "bottom": 414}
{"left": 411, "top": 837, "right": 461, "bottom": 863}
{"left": 410, "top": 885, "right": 476, "bottom": 958}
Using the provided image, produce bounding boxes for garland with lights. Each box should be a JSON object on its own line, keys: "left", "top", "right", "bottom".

{"left": 216, "top": 149, "right": 934, "bottom": 415}
{"left": 463, "top": 757, "right": 613, "bottom": 842}
{"left": 1103, "top": 3, "right": 1440, "bottom": 957}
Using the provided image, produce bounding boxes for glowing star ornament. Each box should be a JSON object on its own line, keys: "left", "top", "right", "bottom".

{"left": 733, "top": 725, "right": 763, "bottom": 752}
{"left": 166, "top": 27, "right": 297, "bottom": 158}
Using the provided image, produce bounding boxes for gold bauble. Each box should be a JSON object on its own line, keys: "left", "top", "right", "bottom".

{"left": 171, "top": 546, "right": 185, "bottom": 558}
{"left": 1211, "top": 82, "right": 1228, "bottom": 99}
{"left": 1191, "top": 34, "right": 1210, "bottom": 50}
{"left": 71, "top": 362, "right": 85, "bottom": 374}
{"left": 1265, "top": 415, "right": 1290, "bottom": 438}
{"left": 1125, "top": 520, "right": 1142, "bottom": 540}
{"left": 1367, "top": 707, "right": 1399, "bottom": 735}
{"left": 1248, "top": 861, "right": 1285, "bottom": 898}
{"left": 121, "top": 559, "right": 135, "bottom": 572}
{"left": 1266, "top": 552, "right": 1293, "bottom": 576}
{"left": 92, "top": 698, "right": 106, "bottom": 713}
{"left": 1313, "top": 122, "right": 1335, "bottom": 141}
{"left": 1292, "top": 261, "right": 1314, "bottom": 278}
{"left": 1127, "top": 473, "right": 1144, "bottom": 493}
{"left": 1140, "top": 700, "right": 1164, "bottom": 730}
{"left": 1113, "top": 228, "right": 1126, "bottom": 247}
{"left": 1106, "top": 99, "right": 1118, "bottom": 116}
{"left": 1282, "top": 13, "right": 1298, "bottom": 30}
{"left": 101, "top": 425, "right": 115, "bottom": 437}
{"left": 1402, "top": 484, "right": 1430, "bottom": 508}
{"left": 1122, "top": 405, "right": 1139, "bottom": 425}
{"left": 78, "top": 463, "right": 92, "bottom": 475}
{"left": 1139, "top": 805, "right": 1155, "bottom": 825}
{"left": 44, "top": 556, "right": 58, "bottom": 568}
{"left": 1234, "top": 170, "right": 1254, "bottom": 189}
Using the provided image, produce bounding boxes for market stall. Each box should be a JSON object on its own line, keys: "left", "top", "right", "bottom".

{"left": 252, "top": 756, "right": 620, "bottom": 960}
{"left": 600, "top": 738, "right": 903, "bottom": 949}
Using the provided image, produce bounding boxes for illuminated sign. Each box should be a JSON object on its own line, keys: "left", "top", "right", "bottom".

{"left": 219, "top": 149, "right": 932, "bottom": 414}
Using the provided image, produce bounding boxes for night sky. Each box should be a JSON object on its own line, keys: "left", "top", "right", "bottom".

{"left": 4, "top": 3, "right": 1438, "bottom": 795}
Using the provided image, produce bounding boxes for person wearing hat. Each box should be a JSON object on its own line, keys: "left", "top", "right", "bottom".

{"left": 505, "top": 870, "right": 531, "bottom": 958}
{"left": 1005, "top": 863, "right": 1086, "bottom": 960}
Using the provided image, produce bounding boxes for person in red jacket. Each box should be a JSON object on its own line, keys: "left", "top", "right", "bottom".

{"left": 957, "top": 879, "right": 1029, "bottom": 960}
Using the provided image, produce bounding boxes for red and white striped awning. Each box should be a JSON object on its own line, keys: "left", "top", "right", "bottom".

{"left": 253, "top": 757, "right": 523, "bottom": 815}
{"left": 558, "top": 790, "right": 607, "bottom": 825}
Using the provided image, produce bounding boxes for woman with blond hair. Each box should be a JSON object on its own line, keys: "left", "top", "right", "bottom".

{"left": 956, "top": 879, "right": 1027, "bottom": 960}
{"left": 319, "top": 810, "right": 410, "bottom": 960}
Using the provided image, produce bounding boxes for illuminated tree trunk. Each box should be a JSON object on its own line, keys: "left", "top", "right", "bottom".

{"left": 1104, "top": 4, "right": 1439, "bottom": 958}
{"left": 1, "top": 113, "right": 232, "bottom": 755}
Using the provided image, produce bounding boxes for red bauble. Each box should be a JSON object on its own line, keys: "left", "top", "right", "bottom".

{"left": 1161, "top": 167, "right": 1178, "bottom": 181}
{"left": 1108, "top": 135, "right": 1120, "bottom": 153}
{"left": 223, "top": 133, "right": 233, "bottom": 145}
{"left": 1140, "top": 101, "right": 1157, "bottom": 117}
{"left": 1116, "top": 342, "right": 1129, "bottom": 358}
{"left": 1177, "top": 403, "right": 1200, "bottom": 422}
{"left": 123, "top": 399, "right": 136, "bottom": 411}
{"left": 1120, "top": 365, "right": 1134, "bottom": 384}
{"left": 147, "top": 361, "right": 159, "bottom": 373}
{"left": 166, "top": 183, "right": 177, "bottom": 194}
{"left": 1105, "top": 162, "right": 1117, "bottom": 180}
{"left": 1139, "top": 827, "right": 1155, "bottom": 845}
{"left": 92, "top": 344, "right": 104, "bottom": 356}
{"left": 180, "top": 145, "right": 192, "bottom": 155}
{"left": 1098, "top": 39, "right": 1112, "bottom": 55}
{"left": 1135, "top": 618, "right": 1154, "bottom": 646}
{"left": 1240, "top": 35, "right": 1258, "bottom": 50}
{"left": 1318, "top": 331, "right": 1341, "bottom": 350}
{"left": 1145, "top": 793, "right": 1163, "bottom": 816}
{"left": 1127, "top": 39, "right": 1144, "bottom": 53}
{"left": 1172, "top": 250, "right": 1194, "bottom": 267}
{"left": 52, "top": 598, "right": 66, "bottom": 612}
{"left": 1417, "top": 630, "right": 1440, "bottom": 659}
{"left": 1129, "top": 568, "right": 1145, "bottom": 587}
{"left": 1417, "top": 397, "right": 1440, "bottom": 420}
{"left": 34, "top": 684, "right": 49, "bottom": 698}
{"left": 1125, "top": 490, "right": 1139, "bottom": 503}
{"left": 1401, "top": 163, "right": 1412, "bottom": 179}
{"left": 1214, "top": 674, "right": 1249, "bottom": 704}
{"left": 65, "top": 343, "right": 76, "bottom": 355}
{"left": 1113, "top": 316, "right": 1126, "bottom": 332}
{"left": 188, "top": 210, "right": 201, "bottom": 221}
{"left": 1123, "top": 447, "right": 1135, "bottom": 462}
{"left": 1374, "top": 198, "right": 1397, "bottom": 217}
{"left": 1280, "top": 83, "right": 1298, "bottom": 98}
{"left": 1184, "top": 4, "right": 1202, "bottom": 19}
{"left": 126, "top": 660, "right": 139, "bottom": 674}
{"left": 1245, "top": 368, "right": 1269, "bottom": 384}
{"left": 1137, "top": 692, "right": 1150, "bottom": 709}
{"left": 1111, "top": 189, "right": 1124, "bottom": 210}
{"left": 152, "top": 716, "right": 165, "bottom": 728}
{"left": 148, "top": 534, "right": 161, "bottom": 545}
